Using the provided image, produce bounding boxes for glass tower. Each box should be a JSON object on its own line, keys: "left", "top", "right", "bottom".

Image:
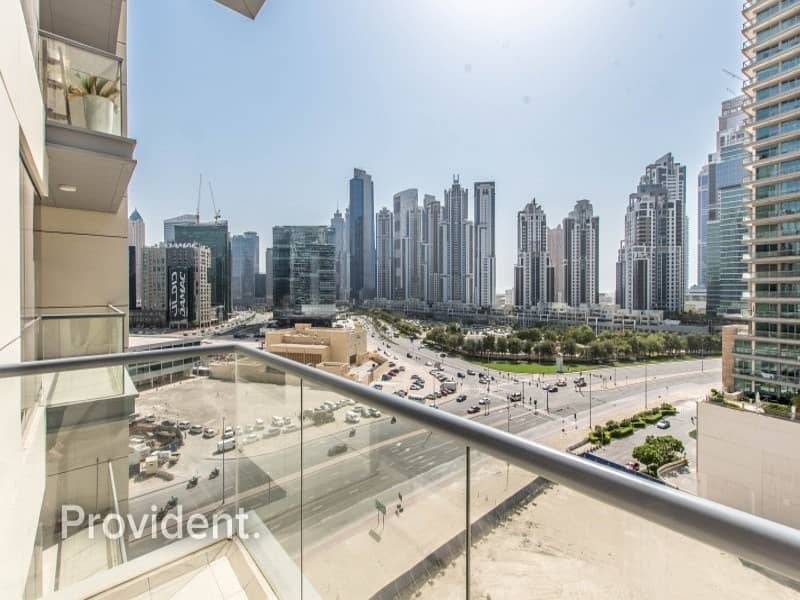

{"left": 174, "top": 220, "right": 231, "bottom": 318}
{"left": 739, "top": 0, "right": 800, "bottom": 401}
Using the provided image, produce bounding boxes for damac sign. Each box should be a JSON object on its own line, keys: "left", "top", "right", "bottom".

{"left": 169, "top": 268, "right": 189, "bottom": 323}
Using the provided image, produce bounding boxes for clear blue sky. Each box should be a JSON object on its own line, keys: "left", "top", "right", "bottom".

{"left": 128, "top": 0, "right": 744, "bottom": 293}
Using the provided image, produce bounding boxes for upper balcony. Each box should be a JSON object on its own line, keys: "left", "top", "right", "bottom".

{"left": 1, "top": 342, "right": 799, "bottom": 599}
{"left": 40, "top": 32, "right": 136, "bottom": 213}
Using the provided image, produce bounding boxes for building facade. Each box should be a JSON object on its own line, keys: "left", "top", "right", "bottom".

{"left": 231, "top": 231, "right": 259, "bottom": 308}
{"left": 563, "top": 199, "right": 599, "bottom": 306}
{"left": 392, "top": 189, "right": 422, "bottom": 300}
{"left": 616, "top": 153, "right": 687, "bottom": 312}
{"left": 421, "top": 194, "right": 443, "bottom": 304}
{"left": 376, "top": 207, "right": 394, "bottom": 300}
{"left": 547, "top": 224, "right": 565, "bottom": 304}
{"left": 698, "top": 96, "right": 748, "bottom": 316}
{"left": 138, "top": 243, "right": 212, "bottom": 328}
{"left": 174, "top": 220, "right": 231, "bottom": 318}
{"left": 128, "top": 209, "right": 145, "bottom": 308}
{"left": 348, "top": 168, "right": 376, "bottom": 301}
{"left": 163, "top": 213, "right": 199, "bottom": 242}
{"left": 330, "top": 208, "right": 348, "bottom": 302}
{"left": 443, "top": 176, "right": 469, "bottom": 303}
{"left": 474, "top": 181, "right": 496, "bottom": 308}
{"left": 272, "top": 226, "right": 336, "bottom": 322}
{"left": 514, "top": 199, "right": 548, "bottom": 307}
{"left": 736, "top": 2, "right": 800, "bottom": 401}
{"left": 264, "top": 247, "right": 274, "bottom": 308}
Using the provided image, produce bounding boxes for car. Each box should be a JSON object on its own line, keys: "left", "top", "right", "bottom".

{"left": 282, "top": 417, "right": 293, "bottom": 426}
{"left": 161, "top": 419, "right": 177, "bottom": 428}
{"left": 457, "top": 372, "right": 465, "bottom": 378}
{"left": 177, "top": 420, "right": 191, "bottom": 430}
{"left": 373, "top": 383, "right": 383, "bottom": 390}
{"left": 556, "top": 377, "right": 567, "bottom": 386}
{"left": 222, "top": 430, "right": 235, "bottom": 440}
{"left": 189, "top": 424, "right": 204, "bottom": 435}
{"left": 398, "top": 366, "right": 405, "bottom": 372}
{"left": 656, "top": 419, "right": 671, "bottom": 429}
{"left": 545, "top": 384, "right": 558, "bottom": 393}
{"left": 478, "top": 397, "right": 489, "bottom": 405}
{"left": 439, "top": 353, "right": 447, "bottom": 358}
{"left": 202, "top": 427, "right": 216, "bottom": 438}
{"left": 456, "top": 394, "right": 467, "bottom": 403}
{"left": 242, "top": 433, "right": 259, "bottom": 445}
{"left": 626, "top": 460, "right": 640, "bottom": 472}
{"left": 345, "top": 411, "right": 361, "bottom": 424}
{"left": 467, "top": 406, "right": 481, "bottom": 414}
{"left": 368, "top": 408, "right": 382, "bottom": 418}
{"left": 264, "top": 426, "right": 281, "bottom": 437}
{"left": 327, "top": 443, "right": 348, "bottom": 457}
{"left": 467, "top": 369, "right": 476, "bottom": 376}
{"left": 281, "top": 423, "right": 298, "bottom": 434}
{"left": 254, "top": 418, "right": 265, "bottom": 430}
{"left": 424, "top": 361, "right": 433, "bottom": 366}
{"left": 388, "top": 362, "right": 396, "bottom": 367}
{"left": 406, "top": 352, "right": 413, "bottom": 358}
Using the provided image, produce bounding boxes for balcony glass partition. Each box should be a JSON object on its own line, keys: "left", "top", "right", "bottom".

{"left": 3, "top": 345, "right": 800, "bottom": 598}
{"left": 40, "top": 32, "right": 123, "bottom": 136}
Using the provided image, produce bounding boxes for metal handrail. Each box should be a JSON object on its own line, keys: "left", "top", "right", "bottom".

{"left": 1, "top": 342, "right": 800, "bottom": 582}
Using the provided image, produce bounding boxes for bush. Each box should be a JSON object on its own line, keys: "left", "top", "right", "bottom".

{"left": 311, "top": 410, "right": 335, "bottom": 426}
{"left": 609, "top": 426, "right": 634, "bottom": 439}
{"left": 620, "top": 418, "right": 631, "bottom": 428}
{"left": 588, "top": 431, "right": 611, "bottom": 445}
{"left": 660, "top": 406, "right": 678, "bottom": 416}
{"left": 605, "top": 419, "right": 619, "bottom": 431}
{"left": 642, "top": 412, "right": 663, "bottom": 424}
{"left": 631, "top": 419, "right": 646, "bottom": 429}
{"left": 763, "top": 402, "right": 792, "bottom": 417}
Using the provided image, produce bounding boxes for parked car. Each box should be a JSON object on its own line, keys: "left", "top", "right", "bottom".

{"left": 189, "top": 424, "right": 204, "bottom": 435}
{"left": 467, "top": 406, "right": 480, "bottom": 414}
{"left": 373, "top": 383, "right": 383, "bottom": 390}
{"left": 264, "top": 426, "right": 281, "bottom": 437}
{"left": 271, "top": 416, "right": 284, "bottom": 427}
{"left": 478, "top": 397, "right": 489, "bottom": 405}
{"left": 556, "top": 377, "right": 567, "bottom": 386}
{"left": 457, "top": 372, "right": 465, "bottom": 378}
{"left": 656, "top": 419, "right": 671, "bottom": 429}
{"left": 254, "top": 418, "right": 265, "bottom": 430}
{"left": 281, "top": 423, "right": 298, "bottom": 434}
{"left": 202, "top": 427, "right": 216, "bottom": 438}
{"left": 467, "top": 369, "right": 476, "bottom": 376}
{"left": 327, "top": 443, "right": 348, "bottom": 457}
{"left": 546, "top": 384, "right": 559, "bottom": 393}
{"left": 424, "top": 361, "right": 433, "bottom": 366}
{"left": 456, "top": 394, "right": 467, "bottom": 403}
{"left": 161, "top": 419, "right": 177, "bottom": 428}
{"left": 406, "top": 352, "right": 413, "bottom": 358}
{"left": 177, "top": 420, "right": 191, "bottom": 430}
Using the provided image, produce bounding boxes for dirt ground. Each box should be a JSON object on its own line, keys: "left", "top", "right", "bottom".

{"left": 418, "top": 484, "right": 800, "bottom": 600}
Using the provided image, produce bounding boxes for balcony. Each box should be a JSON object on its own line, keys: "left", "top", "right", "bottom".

{"left": 40, "top": 32, "right": 136, "bottom": 213}
{"left": 2, "top": 343, "right": 800, "bottom": 598}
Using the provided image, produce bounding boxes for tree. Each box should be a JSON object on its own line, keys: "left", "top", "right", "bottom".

{"left": 507, "top": 337, "right": 522, "bottom": 355}
{"left": 482, "top": 334, "right": 496, "bottom": 354}
{"left": 561, "top": 339, "right": 578, "bottom": 357}
{"left": 575, "top": 325, "right": 596, "bottom": 345}
{"left": 632, "top": 435, "right": 685, "bottom": 471}
{"left": 495, "top": 336, "right": 508, "bottom": 354}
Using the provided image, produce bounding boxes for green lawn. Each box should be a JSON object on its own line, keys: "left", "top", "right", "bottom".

{"left": 469, "top": 360, "right": 601, "bottom": 375}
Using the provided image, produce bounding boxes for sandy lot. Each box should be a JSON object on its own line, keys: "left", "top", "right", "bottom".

{"left": 418, "top": 484, "right": 800, "bottom": 600}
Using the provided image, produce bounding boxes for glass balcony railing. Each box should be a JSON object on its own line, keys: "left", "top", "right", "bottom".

{"left": 2, "top": 343, "right": 799, "bottom": 599}
{"left": 40, "top": 31, "right": 123, "bottom": 136}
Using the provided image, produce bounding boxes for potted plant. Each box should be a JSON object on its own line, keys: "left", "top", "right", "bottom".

{"left": 69, "top": 75, "right": 119, "bottom": 134}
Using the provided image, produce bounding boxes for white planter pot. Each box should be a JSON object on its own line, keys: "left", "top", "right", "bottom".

{"left": 83, "top": 95, "right": 115, "bottom": 134}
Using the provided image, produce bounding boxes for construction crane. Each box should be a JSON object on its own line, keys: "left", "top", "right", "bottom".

{"left": 207, "top": 180, "right": 222, "bottom": 223}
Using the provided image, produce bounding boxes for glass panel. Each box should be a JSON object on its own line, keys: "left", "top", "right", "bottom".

{"left": 39, "top": 314, "right": 124, "bottom": 359}
{"left": 41, "top": 35, "right": 122, "bottom": 135}
{"left": 299, "top": 384, "right": 466, "bottom": 598}
{"left": 36, "top": 354, "right": 235, "bottom": 594}
{"left": 233, "top": 353, "right": 304, "bottom": 599}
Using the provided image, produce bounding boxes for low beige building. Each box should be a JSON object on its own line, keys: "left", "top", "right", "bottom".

{"left": 265, "top": 323, "right": 368, "bottom": 367}
{"left": 697, "top": 399, "right": 800, "bottom": 529}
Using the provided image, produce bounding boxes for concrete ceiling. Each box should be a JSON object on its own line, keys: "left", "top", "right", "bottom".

{"left": 39, "top": 0, "right": 123, "bottom": 54}
{"left": 213, "top": 0, "right": 266, "bottom": 19}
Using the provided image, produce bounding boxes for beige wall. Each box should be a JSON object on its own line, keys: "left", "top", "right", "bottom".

{"left": 265, "top": 324, "right": 367, "bottom": 366}
{"left": 697, "top": 400, "right": 800, "bottom": 529}
{"left": 720, "top": 325, "right": 739, "bottom": 393}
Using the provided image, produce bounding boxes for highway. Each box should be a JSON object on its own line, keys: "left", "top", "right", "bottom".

{"left": 125, "top": 318, "right": 720, "bottom": 557}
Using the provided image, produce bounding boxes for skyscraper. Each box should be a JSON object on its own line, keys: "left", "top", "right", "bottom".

{"left": 265, "top": 247, "right": 274, "bottom": 308}
{"left": 547, "top": 224, "right": 565, "bottom": 304}
{"left": 231, "top": 231, "right": 259, "bottom": 307}
{"left": 392, "top": 189, "right": 422, "bottom": 300}
{"left": 616, "top": 153, "right": 687, "bottom": 312}
{"left": 563, "top": 199, "right": 599, "bottom": 306}
{"left": 164, "top": 213, "right": 199, "bottom": 242}
{"left": 474, "top": 182, "right": 496, "bottom": 308}
{"left": 443, "top": 176, "right": 469, "bottom": 303}
{"left": 421, "top": 194, "right": 443, "bottom": 304}
{"left": 174, "top": 220, "right": 232, "bottom": 318}
{"left": 330, "top": 209, "right": 348, "bottom": 302}
{"left": 514, "top": 199, "right": 548, "bottom": 307}
{"left": 349, "top": 168, "right": 376, "bottom": 301}
{"left": 128, "top": 209, "right": 145, "bottom": 308}
{"left": 699, "top": 96, "right": 748, "bottom": 316}
{"left": 376, "top": 208, "right": 394, "bottom": 300}
{"left": 272, "top": 226, "right": 336, "bottom": 321}
{"left": 738, "top": 4, "right": 800, "bottom": 401}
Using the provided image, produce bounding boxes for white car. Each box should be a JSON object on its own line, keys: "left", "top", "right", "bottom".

{"left": 425, "top": 361, "right": 433, "bottom": 366}
{"left": 271, "top": 416, "right": 284, "bottom": 427}
{"left": 345, "top": 411, "right": 361, "bottom": 424}
{"left": 254, "top": 418, "right": 265, "bottom": 430}
{"left": 264, "top": 426, "right": 281, "bottom": 437}
{"left": 202, "top": 428, "right": 216, "bottom": 438}
{"left": 177, "top": 420, "right": 191, "bottom": 430}
{"left": 281, "top": 423, "right": 298, "bottom": 434}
